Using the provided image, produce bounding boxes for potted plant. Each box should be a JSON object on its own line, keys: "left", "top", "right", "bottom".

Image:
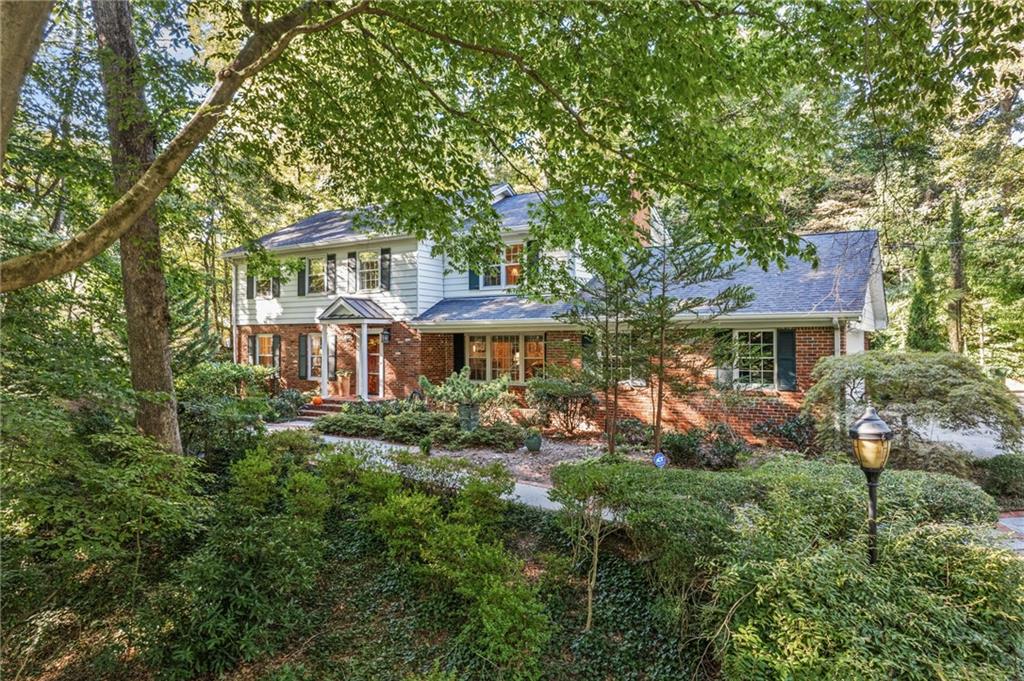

{"left": 418, "top": 367, "right": 511, "bottom": 431}
{"left": 524, "top": 427, "right": 542, "bottom": 453}
{"left": 335, "top": 369, "right": 353, "bottom": 397}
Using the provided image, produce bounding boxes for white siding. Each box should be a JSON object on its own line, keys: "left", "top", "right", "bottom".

{"left": 443, "top": 235, "right": 573, "bottom": 298}
{"left": 235, "top": 238, "right": 419, "bottom": 324}
{"left": 416, "top": 238, "right": 444, "bottom": 314}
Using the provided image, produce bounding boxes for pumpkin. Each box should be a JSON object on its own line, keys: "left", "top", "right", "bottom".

{"left": 311, "top": 395, "right": 324, "bottom": 406}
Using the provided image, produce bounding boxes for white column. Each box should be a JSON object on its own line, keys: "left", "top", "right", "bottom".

{"left": 319, "top": 325, "right": 329, "bottom": 398}
{"left": 358, "top": 322, "right": 369, "bottom": 399}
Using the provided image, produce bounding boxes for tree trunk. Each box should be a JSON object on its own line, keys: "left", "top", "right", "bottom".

{"left": 947, "top": 196, "right": 965, "bottom": 353}
{"left": 0, "top": 0, "right": 53, "bottom": 168}
{"left": 93, "top": 0, "right": 181, "bottom": 453}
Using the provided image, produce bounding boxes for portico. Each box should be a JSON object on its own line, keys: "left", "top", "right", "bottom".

{"left": 317, "top": 296, "right": 393, "bottom": 400}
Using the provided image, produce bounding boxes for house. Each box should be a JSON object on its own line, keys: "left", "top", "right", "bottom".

{"left": 224, "top": 184, "right": 887, "bottom": 439}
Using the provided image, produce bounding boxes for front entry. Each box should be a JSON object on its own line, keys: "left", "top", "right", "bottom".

{"left": 367, "top": 333, "right": 383, "bottom": 397}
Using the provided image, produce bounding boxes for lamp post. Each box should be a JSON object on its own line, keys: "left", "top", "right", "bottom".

{"left": 849, "top": 406, "right": 893, "bottom": 565}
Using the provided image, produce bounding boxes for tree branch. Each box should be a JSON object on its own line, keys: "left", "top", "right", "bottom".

{"left": 0, "top": 0, "right": 371, "bottom": 292}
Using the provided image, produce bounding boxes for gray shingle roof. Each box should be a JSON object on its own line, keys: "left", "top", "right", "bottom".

{"left": 413, "top": 230, "right": 879, "bottom": 324}
{"left": 667, "top": 230, "right": 879, "bottom": 315}
{"left": 413, "top": 296, "right": 569, "bottom": 324}
{"left": 319, "top": 296, "right": 392, "bottom": 321}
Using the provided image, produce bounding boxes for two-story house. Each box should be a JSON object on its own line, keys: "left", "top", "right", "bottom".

{"left": 224, "top": 183, "right": 887, "bottom": 438}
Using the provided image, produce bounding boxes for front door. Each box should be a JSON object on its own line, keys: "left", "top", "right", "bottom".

{"left": 367, "top": 333, "right": 383, "bottom": 397}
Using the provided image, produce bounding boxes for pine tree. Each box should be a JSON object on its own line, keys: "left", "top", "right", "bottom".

{"left": 906, "top": 248, "right": 946, "bottom": 352}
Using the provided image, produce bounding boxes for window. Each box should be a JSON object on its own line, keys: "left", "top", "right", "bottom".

{"left": 734, "top": 330, "right": 775, "bottom": 388}
{"left": 307, "top": 257, "right": 326, "bottom": 294}
{"left": 464, "top": 333, "right": 545, "bottom": 383}
{"left": 504, "top": 244, "right": 523, "bottom": 285}
{"left": 256, "top": 278, "right": 272, "bottom": 299}
{"left": 308, "top": 334, "right": 323, "bottom": 379}
{"left": 481, "top": 243, "right": 523, "bottom": 288}
{"left": 490, "top": 335, "right": 519, "bottom": 380}
{"left": 468, "top": 335, "right": 487, "bottom": 380}
{"left": 358, "top": 251, "right": 380, "bottom": 290}
{"left": 524, "top": 334, "right": 544, "bottom": 379}
{"left": 256, "top": 335, "right": 275, "bottom": 367}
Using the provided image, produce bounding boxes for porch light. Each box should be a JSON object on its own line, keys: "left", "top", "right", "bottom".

{"left": 382, "top": 329, "right": 391, "bottom": 344}
{"left": 848, "top": 406, "right": 893, "bottom": 565}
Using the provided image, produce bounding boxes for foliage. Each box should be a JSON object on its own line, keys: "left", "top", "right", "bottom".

{"left": 337, "top": 397, "right": 426, "bottom": 418}
{"left": 382, "top": 410, "right": 462, "bottom": 444}
{"left": 613, "top": 417, "right": 654, "bottom": 450}
{"left": 660, "top": 429, "right": 705, "bottom": 467}
{"left": 752, "top": 413, "right": 818, "bottom": 453}
{"left": 905, "top": 248, "right": 946, "bottom": 351}
{"left": 178, "top": 398, "right": 266, "bottom": 476}
{"left": 978, "top": 453, "right": 1024, "bottom": 502}
{"left": 525, "top": 375, "right": 597, "bottom": 435}
{"left": 659, "top": 423, "right": 748, "bottom": 470}
{"left": 314, "top": 411, "right": 387, "bottom": 437}
{"left": 888, "top": 440, "right": 978, "bottom": 480}
{"left": 266, "top": 388, "right": 307, "bottom": 422}
{"left": 455, "top": 420, "right": 526, "bottom": 452}
{"left": 419, "top": 367, "right": 511, "bottom": 408}
{"left": 175, "top": 361, "right": 274, "bottom": 402}
{"left": 142, "top": 443, "right": 330, "bottom": 678}
{"left": 804, "top": 350, "right": 1024, "bottom": 451}
{"left": 706, "top": 518, "right": 1024, "bottom": 680}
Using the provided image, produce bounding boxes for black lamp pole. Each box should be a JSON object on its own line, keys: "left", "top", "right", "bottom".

{"left": 849, "top": 405, "right": 893, "bottom": 566}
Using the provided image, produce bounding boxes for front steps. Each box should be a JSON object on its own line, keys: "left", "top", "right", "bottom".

{"left": 297, "top": 396, "right": 356, "bottom": 421}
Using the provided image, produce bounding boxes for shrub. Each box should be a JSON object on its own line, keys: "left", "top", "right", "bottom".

{"left": 661, "top": 428, "right": 703, "bottom": 466}
{"left": 176, "top": 361, "right": 275, "bottom": 401}
{"left": 381, "top": 410, "right": 461, "bottom": 444}
{"left": 525, "top": 376, "right": 596, "bottom": 435}
{"left": 178, "top": 399, "right": 266, "bottom": 476}
{"left": 419, "top": 367, "right": 511, "bottom": 409}
{"left": 314, "top": 411, "right": 385, "bottom": 437}
{"left": 699, "top": 422, "right": 746, "bottom": 470}
{"left": 341, "top": 397, "right": 425, "bottom": 418}
{"left": 979, "top": 452, "right": 1024, "bottom": 501}
{"left": 706, "top": 522, "right": 1024, "bottom": 680}
{"left": 144, "top": 448, "right": 330, "bottom": 677}
{"left": 455, "top": 421, "right": 525, "bottom": 452}
{"left": 752, "top": 413, "right": 817, "bottom": 452}
{"left": 369, "top": 490, "right": 443, "bottom": 562}
{"left": 613, "top": 417, "right": 653, "bottom": 449}
{"left": 888, "top": 439, "right": 978, "bottom": 479}
{"left": 266, "top": 388, "right": 306, "bottom": 422}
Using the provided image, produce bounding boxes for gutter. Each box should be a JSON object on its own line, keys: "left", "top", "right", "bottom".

{"left": 410, "top": 310, "right": 864, "bottom": 331}
{"left": 220, "top": 233, "right": 415, "bottom": 261}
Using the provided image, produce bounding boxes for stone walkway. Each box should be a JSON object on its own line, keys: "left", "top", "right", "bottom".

{"left": 997, "top": 512, "right": 1024, "bottom": 554}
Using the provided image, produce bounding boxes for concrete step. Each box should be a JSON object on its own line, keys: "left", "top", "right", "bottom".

{"left": 297, "top": 409, "right": 334, "bottom": 418}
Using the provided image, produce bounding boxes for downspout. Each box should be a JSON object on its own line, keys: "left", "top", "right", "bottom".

{"left": 231, "top": 262, "right": 239, "bottom": 363}
{"left": 832, "top": 316, "right": 842, "bottom": 357}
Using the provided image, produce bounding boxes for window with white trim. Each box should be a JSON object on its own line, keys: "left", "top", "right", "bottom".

{"left": 308, "top": 334, "right": 323, "bottom": 379}
{"left": 465, "top": 333, "right": 545, "bottom": 383}
{"left": 734, "top": 330, "right": 775, "bottom": 388}
{"left": 256, "top": 334, "right": 275, "bottom": 367}
{"left": 256, "top": 278, "right": 272, "bottom": 299}
{"left": 307, "top": 257, "right": 326, "bottom": 294}
{"left": 468, "top": 335, "right": 487, "bottom": 380}
{"left": 481, "top": 243, "right": 523, "bottom": 288}
{"left": 358, "top": 251, "right": 380, "bottom": 291}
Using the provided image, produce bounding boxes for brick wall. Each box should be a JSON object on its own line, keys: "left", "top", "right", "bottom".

{"left": 545, "top": 326, "right": 840, "bottom": 442}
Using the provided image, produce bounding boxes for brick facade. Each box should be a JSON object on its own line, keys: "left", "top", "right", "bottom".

{"left": 237, "top": 323, "right": 843, "bottom": 443}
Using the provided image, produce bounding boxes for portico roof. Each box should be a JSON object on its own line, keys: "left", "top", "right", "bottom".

{"left": 318, "top": 296, "right": 392, "bottom": 323}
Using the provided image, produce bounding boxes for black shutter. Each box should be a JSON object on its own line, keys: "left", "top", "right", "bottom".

{"left": 777, "top": 329, "right": 797, "bottom": 391}
{"left": 526, "top": 239, "right": 539, "bottom": 271}
{"left": 468, "top": 270, "right": 479, "bottom": 290}
{"left": 246, "top": 275, "right": 254, "bottom": 299}
{"left": 347, "top": 252, "right": 357, "bottom": 292}
{"left": 298, "top": 334, "right": 308, "bottom": 379}
{"left": 247, "top": 335, "right": 257, "bottom": 364}
{"left": 452, "top": 333, "right": 465, "bottom": 372}
{"left": 271, "top": 277, "right": 280, "bottom": 298}
{"left": 326, "top": 254, "right": 337, "bottom": 294}
{"left": 380, "top": 248, "right": 391, "bottom": 290}
{"left": 272, "top": 335, "right": 281, "bottom": 373}
{"left": 297, "top": 259, "right": 306, "bottom": 296}
{"left": 329, "top": 334, "right": 337, "bottom": 378}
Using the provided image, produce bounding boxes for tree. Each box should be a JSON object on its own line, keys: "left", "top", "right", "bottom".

{"left": 92, "top": 0, "right": 181, "bottom": 452}
{"left": 804, "top": 350, "right": 1023, "bottom": 453}
{"left": 0, "top": 0, "right": 53, "bottom": 167}
{"left": 947, "top": 194, "right": 966, "bottom": 353}
{"left": 905, "top": 249, "right": 945, "bottom": 352}
{"left": 3, "top": 1, "right": 1023, "bottom": 291}
{"left": 631, "top": 222, "right": 752, "bottom": 453}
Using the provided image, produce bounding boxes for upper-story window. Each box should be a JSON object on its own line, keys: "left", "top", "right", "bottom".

{"left": 307, "top": 257, "right": 326, "bottom": 294}
{"left": 358, "top": 251, "right": 380, "bottom": 291}
{"left": 482, "top": 244, "right": 523, "bottom": 288}
{"left": 256, "top": 278, "right": 273, "bottom": 299}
